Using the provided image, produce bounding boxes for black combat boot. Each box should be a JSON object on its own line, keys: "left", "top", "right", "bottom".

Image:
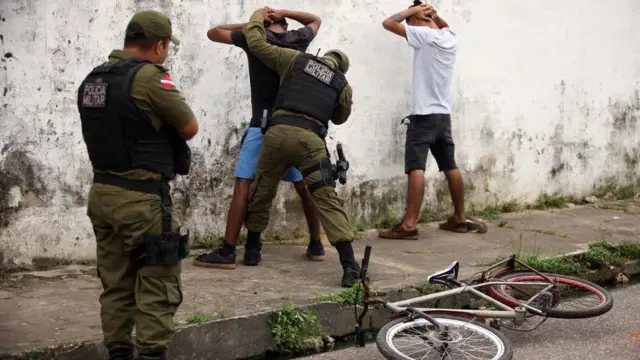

{"left": 243, "top": 231, "right": 262, "bottom": 266}
{"left": 108, "top": 348, "right": 134, "bottom": 360}
{"left": 334, "top": 242, "right": 362, "bottom": 288}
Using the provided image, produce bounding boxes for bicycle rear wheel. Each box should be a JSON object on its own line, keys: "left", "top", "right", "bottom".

{"left": 376, "top": 315, "right": 513, "bottom": 360}
{"left": 488, "top": 272, "right": 614, "bottom": 319}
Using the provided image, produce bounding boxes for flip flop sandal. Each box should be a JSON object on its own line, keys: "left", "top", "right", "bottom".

{"left": 439, "top": 216, "right": 470, "bottom": 233}
{"left": 378, "top": 223, "right": 419, "bottom": 240}
{"left": 466, "top": 216, "right": 488, "bottom": 234}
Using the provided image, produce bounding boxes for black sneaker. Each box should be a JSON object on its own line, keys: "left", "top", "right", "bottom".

{"left": 306, "top": 241, "right": 326, "bottom": 261}
{"left": 192, "top": 247, "right": 236, "bottom": 270}
{"left": 243, "top": 247, "right": 262, "bottom": 266}
{"left": 342, "top": 266, "right": 362, "bottom": 288}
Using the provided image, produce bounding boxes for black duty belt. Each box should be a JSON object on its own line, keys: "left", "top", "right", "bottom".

{"left": 93, "top": 173, "right": 172, "bottom": 233}
{"left": 269, "top": 117, "right": 328, "bottom": 139}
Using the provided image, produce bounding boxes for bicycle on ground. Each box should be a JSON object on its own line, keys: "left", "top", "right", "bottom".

{"left": 353, "top": 245, "right": 614, "bottom": 360}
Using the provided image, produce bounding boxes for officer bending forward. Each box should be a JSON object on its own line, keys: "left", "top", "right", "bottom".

{"left": 241, "top": 7, "right": 361, "bottom": 287}
{"left": 77, "top": 10, "right": 199, "bottom": 360}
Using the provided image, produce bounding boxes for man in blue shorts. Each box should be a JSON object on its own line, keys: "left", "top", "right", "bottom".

{"left": 194, "top": 7, "right": 324, "bottom": 269}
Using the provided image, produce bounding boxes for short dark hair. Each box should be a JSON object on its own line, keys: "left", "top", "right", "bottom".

{"left": 406, "top": 0, "right": 422, "bottom": 23}
{"left": 124, "top": 34, "right": 169, "bottom": 51}
{"left": 272, "top": 18, "right": 288, "bottom": 27}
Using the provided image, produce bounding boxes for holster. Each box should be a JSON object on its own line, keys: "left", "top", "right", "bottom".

{"left": 93, "top": 173, "right": 190, "bottom": 268}
{"left": 137, "top": 183, "right": 190, "bottom": 267}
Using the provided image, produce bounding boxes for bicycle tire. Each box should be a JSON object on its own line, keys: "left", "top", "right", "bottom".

{"left": 376, "top": 315, "right": 513, "bottom": 360}
{"left": 487, "top": 271, "right": 614, "bottom": 319}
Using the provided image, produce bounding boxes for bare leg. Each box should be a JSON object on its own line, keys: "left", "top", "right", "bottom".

{"left": 444, "top": 169, "right": 465, "bottom": 223}
{"left": 224, "top": 179, "right": 252, "bottom": 246}
{"left": 292, "top": 181, "right": 322, "bottom": 241}
{"left": 192, "top": 178, "right": 253, "bottom": 270}
{"left": 402, "top": 170, "right": 425, "bottom": 229}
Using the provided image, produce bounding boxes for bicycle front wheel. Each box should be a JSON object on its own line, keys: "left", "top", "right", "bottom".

{"left": 488, "top": 272, "right": 614, "bottom": 319}
{"left": 376, "top": 315, "right": 513, "bottom": 360}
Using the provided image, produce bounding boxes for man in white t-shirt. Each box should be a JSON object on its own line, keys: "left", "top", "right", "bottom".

{"left": 378, "top": 1, "right": 488, "bottom": 240}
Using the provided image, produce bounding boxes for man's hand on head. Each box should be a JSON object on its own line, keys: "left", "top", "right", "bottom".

{"left": 415, "top": 5, "right": 437, "bottom": 21}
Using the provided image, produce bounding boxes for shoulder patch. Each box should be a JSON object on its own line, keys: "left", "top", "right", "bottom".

{"left": 160, "top": 73, "right": 175, "bottom": 89}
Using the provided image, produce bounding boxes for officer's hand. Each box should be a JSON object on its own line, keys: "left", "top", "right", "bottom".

{"left": 267, "top": 9, "right": 285, "bottom": 23}
{"left": 255, "top": 7, "right": 272, "bottom": 22}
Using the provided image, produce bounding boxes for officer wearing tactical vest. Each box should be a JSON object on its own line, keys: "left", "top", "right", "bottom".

{"left": 241, "top": 7, "right": 361, "bottom": 287}
{"left": 76, "top": 10, "right": 198, "bottom": 360}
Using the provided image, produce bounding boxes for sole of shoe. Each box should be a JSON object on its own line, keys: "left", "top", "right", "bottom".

{"left": 192, "top": 259, "right": 237, "bottom": 270}
{"left": 378, "top": 233, "right": 419, "bottom": 240}
{"left": 306, "top": 253, "right": 326, "bottom": 261}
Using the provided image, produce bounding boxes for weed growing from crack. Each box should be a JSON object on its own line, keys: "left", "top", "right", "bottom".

{"left": 375, "top": 211, "right": 400, "bottom": 228}
{"left": 532, "top": 193, "right": 566, "bottom": 209}
{"left": 267, "top": 305, "right": 323, "bottom": 355}
{"left": 314, "top": 282, "right": 384, "bottom": 307}
{"left": 184, "top": 312, "right": 225, "bottom": 325}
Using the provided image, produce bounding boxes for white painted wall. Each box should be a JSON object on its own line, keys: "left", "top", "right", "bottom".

{"left": 1, "top": 0, "right": 639, "bottom": 266}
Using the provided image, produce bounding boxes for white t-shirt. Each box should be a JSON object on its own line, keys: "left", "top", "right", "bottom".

{"left": 405, "top": 25, "right": 457, "bottom": 115}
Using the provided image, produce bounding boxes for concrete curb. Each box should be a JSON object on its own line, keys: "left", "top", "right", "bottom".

{"left": 2, "top": 256, "right": 639, "bottom": 360}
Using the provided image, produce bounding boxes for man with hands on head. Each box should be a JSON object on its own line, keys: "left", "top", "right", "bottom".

{"left": 378, "top": 1, "right": 488, "bottom": 241}
{"left": 194, "top": 7, "right": 325, "bottom": 269}
{"left": 238, "top": 6, "right": 362, "bottom": 288}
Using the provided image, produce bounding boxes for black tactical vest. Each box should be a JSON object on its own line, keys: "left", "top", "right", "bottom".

{"left": 77, "top": 58, "right": 177, "bottom": 180}
{"left": 272, "top": 53, "right": 348, "bottom": 126}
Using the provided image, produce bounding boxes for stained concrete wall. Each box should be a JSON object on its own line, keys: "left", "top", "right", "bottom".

{"left": 1, "top": 0, "right": 639, "bottom": 266}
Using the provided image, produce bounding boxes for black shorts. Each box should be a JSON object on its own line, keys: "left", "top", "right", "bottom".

{"left": 404, "top": 114, "right": 457, "bottom": 174}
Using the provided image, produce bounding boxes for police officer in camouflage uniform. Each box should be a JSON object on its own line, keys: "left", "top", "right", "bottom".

{"left": 241, "top": 7, "right": 361, "bottom": 287}
{"left": 77, "top": 10, "right": 198, "bottom": 360}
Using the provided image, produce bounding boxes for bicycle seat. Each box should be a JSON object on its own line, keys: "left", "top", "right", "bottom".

{"left": 427, "top": 261, "right": 460, "bottom": 285}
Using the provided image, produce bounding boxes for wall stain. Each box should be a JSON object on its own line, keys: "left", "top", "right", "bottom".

{"left": 0, "top": 149, "right": 50, "bottom": 229}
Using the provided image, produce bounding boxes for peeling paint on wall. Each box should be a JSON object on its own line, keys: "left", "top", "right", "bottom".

{"left": 0, "top": 0, "right": 639, "bottom": 265}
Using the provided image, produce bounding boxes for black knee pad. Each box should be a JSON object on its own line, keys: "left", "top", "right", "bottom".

{"left": 302, "top": 157, "right": 336, "bottom": 193}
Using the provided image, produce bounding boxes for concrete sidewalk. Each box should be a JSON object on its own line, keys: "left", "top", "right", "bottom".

{"left": 1, "top": 199, "right": 639, "bottom": 358}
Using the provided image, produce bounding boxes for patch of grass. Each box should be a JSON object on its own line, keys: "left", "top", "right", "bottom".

{"left": 513, "top": 240, "right": 640, "bottom": 275}
{"left": 500, "top": 200, "right": 521, "bottom": 213}
{"left": 237, "top": 233, "right": 247, "bottom": 247}
{"left": 184, "top": 312, "right": 225, "bottom": 325}
{"left": 532, "top": 193, "right": 566, "bottom": 209}
{"left": 480, "top": 205, "right": 502, "bottom": 220}
{"left": 616, "top": 186, "right": 636, "bottom": 200}
{"left": 375, "top": 211, "right": 399, "bottom": 228}
{"left": 268, "top": 305, "right": 324, "bottom": 355}
{"left": 196, "top": 236, "right": 222, "bottom": 250}
{"left": 314, "top": 282, "right": 384, "bottom": 306}
{"left": 420, "top": 283, "right": 449, "bottom": 295}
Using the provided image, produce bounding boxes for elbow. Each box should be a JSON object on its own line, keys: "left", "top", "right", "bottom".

{"left": 207, "top": 27, "right": 225, "bottom": 43}
{"left": 178, "top": 119, "right": 199, "bottom": 140}
{"left": 206, "top": 28, "right": 217, "bottom": 41}
{"left": 382, "top": 19, "right": 391, "bottom": 30}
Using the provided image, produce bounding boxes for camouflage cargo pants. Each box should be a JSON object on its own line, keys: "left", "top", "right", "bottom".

{"left": 244, "top": 124, "right": 354, "bottom": 245}
{"left": 87, "top": 183, "right": 182, "bottom": 355}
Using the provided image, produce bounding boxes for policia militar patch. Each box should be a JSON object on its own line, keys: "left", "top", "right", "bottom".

{"left": 82, "top": 79, "right": 108, "bottom": 108}
{"left": 303, "top": 58, "right": 335, "bottom": 86}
